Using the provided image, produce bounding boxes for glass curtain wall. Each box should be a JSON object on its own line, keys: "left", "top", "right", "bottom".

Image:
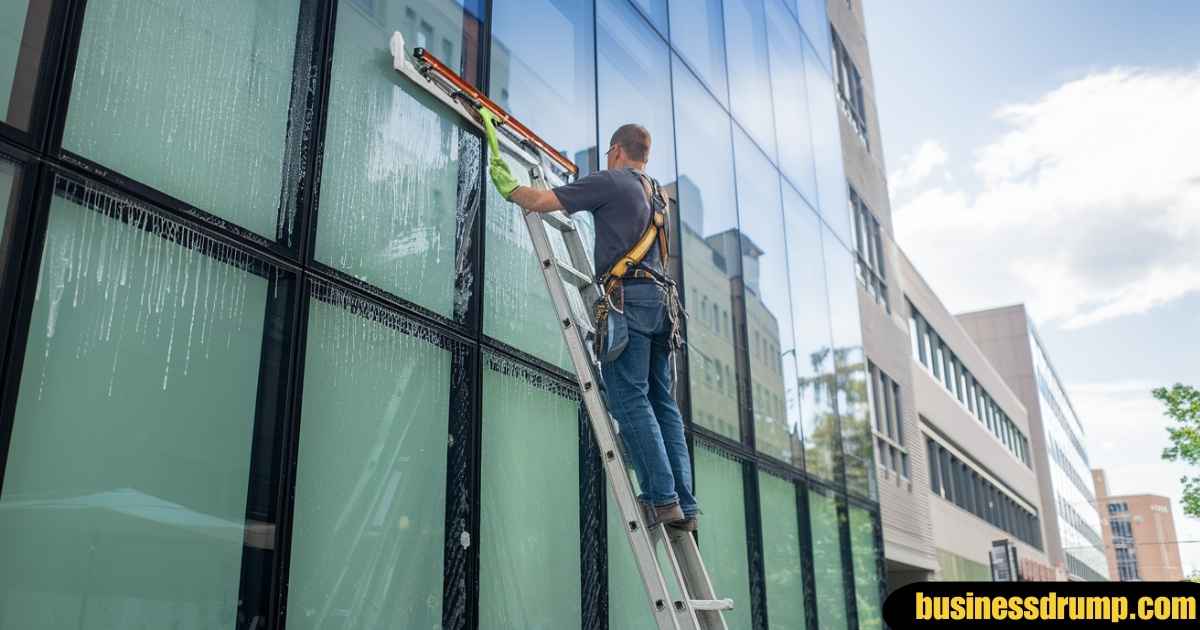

{"left": 0, "top": 0, "right": 880, "bottom": 628}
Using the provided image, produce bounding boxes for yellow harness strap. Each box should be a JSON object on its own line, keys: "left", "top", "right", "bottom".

{"left": 601, "top": 172, "right": 669, "bottom": 297}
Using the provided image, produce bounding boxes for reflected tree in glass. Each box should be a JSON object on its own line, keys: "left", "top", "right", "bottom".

{"left": 824, "top": 236, "right": 874, "bottom": 498}
{"left": 783, "top": 184, "right": 838, "bottom": 481}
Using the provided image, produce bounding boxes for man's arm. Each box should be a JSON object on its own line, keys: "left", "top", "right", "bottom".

{"left": 508, "top": 186, "right": 563, "bottom": 213}
{"left": 477, "top": 107, "right": 567, "bottom": 214}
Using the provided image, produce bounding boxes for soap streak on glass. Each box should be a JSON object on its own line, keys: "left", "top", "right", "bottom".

{"left": 35, "top": 178, "right": 255, "bottom": 398}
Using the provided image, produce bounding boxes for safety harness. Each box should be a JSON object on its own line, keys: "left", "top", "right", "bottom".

{"left": 592, "top": 170, "right": 686, "bottom": 358}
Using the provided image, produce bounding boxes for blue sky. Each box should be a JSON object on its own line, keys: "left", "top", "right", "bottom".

{"left": 863, "top": 0, "right": 1200, "bottom": 575}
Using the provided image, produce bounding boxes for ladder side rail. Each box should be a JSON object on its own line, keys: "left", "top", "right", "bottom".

{"left": 524, "top": 172, "right": 686, "bottom": 630}
{"left": 667, "top": 529, "right": 732, "bottom": 630}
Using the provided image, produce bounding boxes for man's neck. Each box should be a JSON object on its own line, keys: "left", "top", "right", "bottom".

{"left": 612, "top": 160, "right": 648, "bottom": 172}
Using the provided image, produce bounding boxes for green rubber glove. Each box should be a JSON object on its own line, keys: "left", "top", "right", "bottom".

{"left": 479, "top": 108, "right": 519, "bottom": 200}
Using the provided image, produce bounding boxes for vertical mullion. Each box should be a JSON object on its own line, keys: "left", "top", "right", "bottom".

{"left": 0, "top": 164, "right": 54, "bottom": 496}
{"left": 795, "top": 483, "right": 819, "bottom": 630}
{"left": 444, "top": 342, "right": 478, "bottom": 630}
{"left": 743, "top": 461, "right": 768, "bottom": 629}
{"left": 42, "top": 0, "right": 88, "bottom": 155}
{"left": 836, "top": 495, "right": 860, "bottom": 630}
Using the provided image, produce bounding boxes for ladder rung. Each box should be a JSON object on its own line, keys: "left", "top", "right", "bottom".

{"left": 542, "top": 211, "right": 576, "bottom": 232}
{"left": 555, "top": 259, "right": 593, "bottom": 288}
{"left": 688, "top": 599, "right": 735, "bottom": 612}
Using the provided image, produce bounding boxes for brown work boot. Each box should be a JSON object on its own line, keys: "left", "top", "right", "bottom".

{"left": 643, "top": 501, "right": 685, "bottom": 527}
{"left": 668, "top": 515, "right": 699, "bottom": 532}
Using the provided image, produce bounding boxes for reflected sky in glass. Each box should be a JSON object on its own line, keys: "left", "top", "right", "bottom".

{"left": 597, "top": 0, "right": 676, "bottom": 183}
{"left": 490, "top": 0, "right": 597, "bottom": 171}
{"left": 668, "top": 0, "right": 728, "bottom": 106}
{"left": 804, "top": 38, "right": 853, "bottom": 247}
{"left": 766, "top": 0, "right": 818, "bottom": 207}
{"left": 724, "top": 0, "right": 776, "bottom": 159}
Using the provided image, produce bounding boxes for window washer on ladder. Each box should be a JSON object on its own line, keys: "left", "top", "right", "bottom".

{"left": 480, "top": 110, "right": 699, "bottom": 532}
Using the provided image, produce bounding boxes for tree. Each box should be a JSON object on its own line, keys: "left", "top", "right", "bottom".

{"left": 1154, "top": 384, "right": 1200, "bottom": 518}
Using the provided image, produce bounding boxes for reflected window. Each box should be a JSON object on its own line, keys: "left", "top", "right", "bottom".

{"left": 832, "top": 30, "right": 868, "bottom": 147}
{"left": 479, "top": 355, "right": 581, "bottom": 628}
{"left": 759, "top": 471, "right": 807, "bottom": 629}
{"left": 723, "top": 0, "right": 776, "bottom": 157}
{"left": 316, "top": 0, "right": 482, "bottom": 320}
{"left": 849, "top": 507, "right": 883, "bottom": 630}
{"left": 287, "top": 285, "right": 455, "bottom": 628}
{"left": 809, "top": 488, "right": 849, "bottom": 630}
{"left": 669, "top": 0, "right": 728, "bottom": 104}
{"left": 1, "top": 0, "right": 51, "bottom": 130}
{"left": 765, "top": 0, "right": 817, "bottom": 203}
{"left": 597, "top": 0, "right": 676, "bottom": 183}
{"left": 0, "top": 176, "right": 287, "bottom": 629}
{"left": 783, "top": 185, "right": 835, "bottom": 479}
{"left": 696, "top": 444, "right": 753, "bottom": 630}
{"left": 803, "top": 41, "right": 852, "bottom": 246}
{"left": 490, "top": 0, "right": 596, "bottom": 170}
{"left": 732, "top": 129, "right": 795, "bottom": 461}
{"left": 673, "top": 58, "right": 739, "bottom": 440}
{"left": 62, "top": 0, "right": 302, "bottom": 239}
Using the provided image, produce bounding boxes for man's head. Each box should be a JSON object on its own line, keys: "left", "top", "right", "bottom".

{"left": 606, "top": 124, "right": 651, "bottom": 170}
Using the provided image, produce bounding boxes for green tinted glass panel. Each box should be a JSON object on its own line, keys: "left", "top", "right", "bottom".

{"left": 0, "top": 181, "right": 269, "bottom": 629}
{"left": 315, "top": 1, "right": 481, "bottom": 318}
{"left": 606, "top": 485, "right": 682, "bottom": 630}
{"left": 809, "top": 490, "right": 848, "bottom": 630}
{"left": 62, "top": 0, "right": 299, "bottom": 238}
{"left": 286, "top": 288, "right": 452, "bottom": 629}
{"left": 758, "top": 472, "right": 806, "bottom": 629}
{"left": 850, "top": 506, "right": 883, "bottom": 630}
{"left": 0, "top": 159, "right": 14, "bottom": 242}
{"left": 483, "top": 152, "right": 592, "bottom": 370}
{"left": 0, "top": 0, "right": 29, "bottom": 124}
{"left": 695, "top": 445, "right": 753, "bottom": 630}
{"left": 479, "top": 355, "right": 581, "bottom": 629}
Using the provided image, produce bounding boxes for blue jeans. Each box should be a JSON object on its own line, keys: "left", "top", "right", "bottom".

{"left": 601, "top": 282, "right": 698, "bottom": 517}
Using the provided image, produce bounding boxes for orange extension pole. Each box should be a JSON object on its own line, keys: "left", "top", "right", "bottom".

{"left": 412, "top": 47, "right": 579, "bottom": 177}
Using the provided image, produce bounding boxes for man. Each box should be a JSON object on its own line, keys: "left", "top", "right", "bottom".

{"left": 479, "top": 109, "right": 698, "bottom": 531}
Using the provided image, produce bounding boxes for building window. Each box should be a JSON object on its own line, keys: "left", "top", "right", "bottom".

{"left": 868, "top": 363, "right": 906, "bottom": 479}
{"left": 908, "top": 300, "right": 1032, "bottom": 466}
{"left": 924, "top": 431, "right": 1042, "bottom": 549}
{"left": 850, "top": 185, "right": 888, "bottom": 310}
{"left": 831, "top": 29, "right": 868, "bottom": 147}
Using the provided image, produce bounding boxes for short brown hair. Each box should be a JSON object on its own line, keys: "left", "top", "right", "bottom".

{"left": 609, "top": 124, "right": 651, "bottom": 162}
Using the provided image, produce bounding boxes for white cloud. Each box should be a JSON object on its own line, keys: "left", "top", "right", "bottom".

{"left": 1072, "top": 381, "right": 1200, "bottom": 575}
{"left": 888, "top": 140, "right": 949, "bottom": 194}
{"left": 893, "top": 67, "right": 1200, "bottom": 329}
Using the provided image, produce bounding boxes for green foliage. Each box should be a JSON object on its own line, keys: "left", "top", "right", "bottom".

{"left": 1154, "top": 384, "right": 1200, "bottom": 518}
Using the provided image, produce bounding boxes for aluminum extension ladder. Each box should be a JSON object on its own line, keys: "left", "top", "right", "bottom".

{"left": 390, "top": 32, "right": 733, "bottom": 630}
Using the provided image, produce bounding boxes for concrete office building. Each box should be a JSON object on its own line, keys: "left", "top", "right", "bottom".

{"left": 828, "top": 0, "right": 1068, "bottom": 587}
{"left": 958, "top": 305, "right": 1110, "bottom": 581}
{"left": 1093, "top": 469, "right": 1186, "bottom": 581}
{"left": 0, "top": 0, "right": 888, "bottom": 629}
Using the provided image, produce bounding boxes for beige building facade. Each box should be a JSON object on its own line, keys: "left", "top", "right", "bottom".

{"left": 1093, "top": 469, "right": 1186, "bottom": 581}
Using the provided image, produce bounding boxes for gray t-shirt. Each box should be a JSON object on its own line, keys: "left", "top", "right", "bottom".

{"left": 552, "top": 168, "right": 662, "bottom": 277}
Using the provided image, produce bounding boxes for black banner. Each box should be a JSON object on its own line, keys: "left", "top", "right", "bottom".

{"left": 883, "top": 581, "right": 1200, "bottom": 629}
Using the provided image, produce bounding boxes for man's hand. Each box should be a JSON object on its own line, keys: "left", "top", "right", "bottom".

{"left": 479, "top": 108, "right": 519, "bottom": 200}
